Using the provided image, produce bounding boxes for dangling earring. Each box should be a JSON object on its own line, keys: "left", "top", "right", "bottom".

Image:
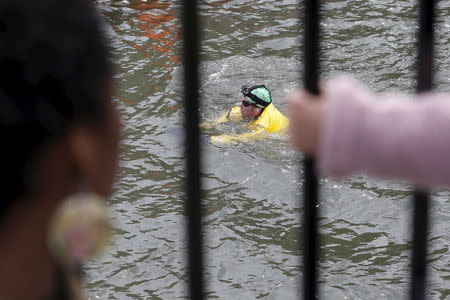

{"left": 48, "top": 192, "right": 112, "bottom": 272}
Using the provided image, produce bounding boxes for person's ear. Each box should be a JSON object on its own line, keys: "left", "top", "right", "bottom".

{"left": 256, "top": 106, "right": 263, "bottom": 115}
{"left": 66, "top": 126, "right": 103, "bottom": 193}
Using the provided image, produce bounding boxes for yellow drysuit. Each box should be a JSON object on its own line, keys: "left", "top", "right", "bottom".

{"left": 201, "top": 103, "right": 289, "bottom": 143}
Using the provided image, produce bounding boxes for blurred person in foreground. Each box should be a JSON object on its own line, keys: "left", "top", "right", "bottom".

{"left": 201, "top": 84, "right": 289, "bottom": 143}
{"left": 0, "top": 0, "right": 121, "bottom": 299}
{"left": 287, "top": 76, "right": 450, "bottom": 188}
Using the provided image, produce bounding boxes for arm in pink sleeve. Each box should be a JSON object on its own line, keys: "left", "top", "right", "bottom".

{"left": 317, "top": 77, "right": 450, "bottom": 188}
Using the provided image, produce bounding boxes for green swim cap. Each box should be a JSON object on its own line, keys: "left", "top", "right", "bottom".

{"left": 241, "top": 85, "right": 272, "bottom": 108}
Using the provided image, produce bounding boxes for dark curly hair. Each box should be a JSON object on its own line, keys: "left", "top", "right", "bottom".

{"left": 0, "top": 0, "right": 113, "bottom": 210}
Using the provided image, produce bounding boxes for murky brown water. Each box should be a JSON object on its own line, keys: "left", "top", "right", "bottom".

{"left": 88, "top": 0, "right": 450, "bottom": 299}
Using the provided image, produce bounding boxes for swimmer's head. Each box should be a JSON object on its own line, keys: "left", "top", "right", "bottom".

{"left": 241, "top": 85, "right": 272, "bottom": 108}
{"left": 240, "top": 85, "right": 272, "bottom": 118}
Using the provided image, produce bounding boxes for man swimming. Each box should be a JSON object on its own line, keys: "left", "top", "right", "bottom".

{"left": 201, "top": 84, "right": 289, "bottom": 143}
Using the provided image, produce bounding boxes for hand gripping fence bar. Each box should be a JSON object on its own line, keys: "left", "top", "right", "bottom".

{"left": 411, "top": 0, "right": 434, "bottom": 299}
{"left": 302, "top": 0, "right": 320, "bottom": 299}
{"left": 181, "top": 0, "right": 204, "bottom": 299}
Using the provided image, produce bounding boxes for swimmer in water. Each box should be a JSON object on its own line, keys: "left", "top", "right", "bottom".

{"left": 201, "top": 84, "right": 289, "bottom": 143}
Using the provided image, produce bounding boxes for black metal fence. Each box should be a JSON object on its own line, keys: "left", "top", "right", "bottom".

{"left": 182, "top": 0, "right": 435, "bottom": 299}
{"left": 411, "top": 0, "right": 435, "bottom": 299}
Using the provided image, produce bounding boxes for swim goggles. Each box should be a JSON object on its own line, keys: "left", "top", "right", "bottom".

{"left": 241, "top": 99, "right": 253, "bottom": 107}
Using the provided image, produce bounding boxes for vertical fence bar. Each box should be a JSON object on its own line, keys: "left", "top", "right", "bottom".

{"left": 181, "top": 0, "right": 204, "bottom": 299}
{"left": 411, "top": 0, "right": 434, "bottom": 299}
{"left": 411, "top": 190, "right": 429, "bottom": 300}
{"left": 302, "top": 0, "right": 320, "bottom": 299}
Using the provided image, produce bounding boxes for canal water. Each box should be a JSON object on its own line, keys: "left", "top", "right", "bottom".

{"left": 89, "top": 0, "right": 450, "bottom": 299}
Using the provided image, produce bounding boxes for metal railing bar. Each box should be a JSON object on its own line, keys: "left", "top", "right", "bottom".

{"left": 181, "top": 0, "right": 204, "bottom": 299}
{"left": 411, "top": 190, "right": 430, "bottom": 300}
{"left": 302, "top": 0, "right": 320, "bottom": 298}
{"left": 411, "top": 0, "right": 434, "bottom": 298}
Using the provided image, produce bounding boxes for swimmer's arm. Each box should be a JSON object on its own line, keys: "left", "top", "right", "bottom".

{"left": 211, "top": 127, "right": 266, "bottom": 143}
{"left": 200, "top": 106, "right": 241, "bottom": 129}
{"left": 199, "top": 111, "right": 229, "bottom": 129}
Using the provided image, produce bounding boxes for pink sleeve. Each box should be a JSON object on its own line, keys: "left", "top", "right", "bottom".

{"left": 317, "top": 77, "right": 450, "bottom": 188}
